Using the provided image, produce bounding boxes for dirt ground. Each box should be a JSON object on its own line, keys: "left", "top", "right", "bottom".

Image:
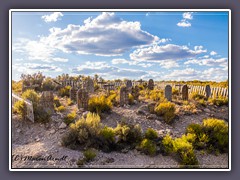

{"left": 11, "top": 98, "right": 229, "bottom": 169}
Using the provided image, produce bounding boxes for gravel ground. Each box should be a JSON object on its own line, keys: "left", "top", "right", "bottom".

{"left": 11, "top": 99, "right": 229, "bottom": 169}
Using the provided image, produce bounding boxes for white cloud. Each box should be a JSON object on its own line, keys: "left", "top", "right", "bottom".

{"left": 161, "top": 67, "right": 227, "bottom": 81}
{"left": 184, "top": 57, "right": 228, "bottom": 67}
{"left": 210, "top": 51, "right": 217, "bottom": 56}
{"left": 177, "top": 12, "right": 193, "bottom": 27}
{"left": 177, "top": 20, "right": 191, "bottom": 27}
{"left": 13, "top": 63, "right": 62, "bottom": 74}
{"left": 183, "top": 12, "right": 193, "bottom": 20}
{"left": 71, "top": 61, "right": 147, "bottom": 79}
{"left": 13, "top": 38, "right": 69, "bottom": 63}
{"left": 112, "top": 58, "right": 132, "bottom": 65}
{"left": 130, "top": 44, "right": 207, "bottom": 62}
{"left": 111, "top": 58, "right": 153, "bottom": 68}
{"left": 159, "top": 60, "right": 180, "bottom": 69}
{"left": 34, "top": 12, "right": 159, "bottom": 57}
{"left": 41, "top": 12, "right": 63, "bottom": 22}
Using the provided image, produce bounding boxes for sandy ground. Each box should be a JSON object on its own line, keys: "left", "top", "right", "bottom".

{"left": 11, "top": 98, "right": 229, "bottom": 169}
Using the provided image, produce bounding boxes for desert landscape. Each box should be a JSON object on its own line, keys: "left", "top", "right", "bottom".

{"left": 11, "top": 73, "right": 229, "bottom": 169}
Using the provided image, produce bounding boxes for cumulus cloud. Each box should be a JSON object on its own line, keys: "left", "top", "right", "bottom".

{"left": 13, "top": 38, "right": 69, "bottom": 63}
{"left": 177, "top": 20, "right": 191, "bottom": 27}
{"left": 71, "top": 61, "right": 147, "bottom": 79}
{"left": 111, "top": 58, "right": 153, "bottom": 68}
{"left": 33, "top": 12, "right": 159, "bottom": 57}
{"left": 183, "top": 12, "right": 193, "bottom": 20}
{"left": 41, "top": 12, "right": 63, "bottom": 22}
{"left": 130, "top": 44, "right": 207, "bottom": 62}
{"left": 210, "top": 51, "right": 218, "bottom": 56}
{"left": 159, "top": 60, "right": 180, "bottom": 69}
{"left": 13, "top": 63, "right": 62, "bottom": 74}
{"left": 161, "top": 67, "right": 227, "bottom": 81}
{"left": 177, "top": 12, "right": 193, "bottom": 27}
{"left": 184, "top": 57, "right": 228, "bottom": 67}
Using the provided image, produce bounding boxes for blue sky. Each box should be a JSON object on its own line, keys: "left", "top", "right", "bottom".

{"left": 12, "top": 11, "right": 229, "bottom": 81}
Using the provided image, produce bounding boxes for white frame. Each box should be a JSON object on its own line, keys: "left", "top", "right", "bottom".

{"left": 9, "top": 9, "right": 231, "bottom": 171}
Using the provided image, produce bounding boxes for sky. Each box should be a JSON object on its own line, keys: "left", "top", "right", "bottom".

{"left": 11, "top": 11, "right": 229, "bottom": 81}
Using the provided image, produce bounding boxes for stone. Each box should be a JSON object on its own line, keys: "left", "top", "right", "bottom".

{"left": 16, "top": 129, "right": 21, "bottom": 133}
{"left": 182, "top": 84, "right": 189, "bottom": 101}
{"left": 132, "top": 85, "right": 140, "bottom": 101}
{"left": 146, "top": 114, "right": 157, "bottom": 120}
{"left": 137, "top": 105, "right": 148, "bottom": 115}
{"left": 50, "top": 129, "right": 56, "bottom": 134}
{"left": 82, "top": 78, "right": 94, "bottom": 93}
{"left": 205, "top": 85, "right": 211, "bottom": 99}
{"left": 59, "top": 122, "right": 67, "bottom": 129}
{"left": 120, "top": 86, "right": 128, "bottom": 106}
{"left": 155, "top": 120, "right": 162, "bottom": 125}
{"left": 204, "top": 108, "right": 211, "bottom": 113}
{"left": 158, "top": 130, "right": 165, "bottom": 135}
{"left": 147, "top": 102, "right": 156, "bottom": 114}
{"left": 126, "top": 80, "right": 132, "bottom": 89}
{"left": 70, "top": 87, "right": 78, "bottom": 102}
{"left": 39, "top": 91, "right": 54, "bottom": 114}
{"left": 165, "top": 85, "right": 172, "bottom": 101}
{"left": 77, "top": 89, "right": 89, "bottom": 110}
{"left": 148, "top": 79, "right": 154, "bottom": 90}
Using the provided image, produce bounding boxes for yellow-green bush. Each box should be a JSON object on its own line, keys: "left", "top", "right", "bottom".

{"left": 128, "top": 93, "right": 134, "bottom": 105}
{"left": 209, "top": 96, "right": 228, "bottom": 106}
{"left": 64, "top": 111, "right": 77, "bottom": 125}
{"left": 172, "top": 88, "right": 179, "bottom": 96}
{"left": 114, "top": 123, "right": 143, "bottom": 146}
{"left": 186, "top": 118, "right": 228, "bottom": 153}
{"left": 22, "top": 89, "right": 39, "bottom": 105}
{"left": 13, "top": 100, "right": 27, "bottom": 119}
{"left": 155, "top": 102, "right": 176, "bottom": 124}
{"left": 138, "top": 138, "right": 157, "bottom": 156}
{"left": 12, "top": 80, "right": 23, "bottom": 93}
{"left": 190, "top": 93, "right": 205, "bottom": 101}
{"left": 144, "top": 89, "right": 163, "bottom": 101}
{"left": 88, "top": 95, "right": 112, "bottom": 114}
{"left": 56, "top": 105, "right": 66, "bottom": 112}
{"left": 83, "top": 149, "right": 97, "bottom": 162}
{"left": 58, "top": 86, "right": 71, "bottom": 97}
{"left": 67, "top": 98, "right": 74, "bottom": 106}
{"left": 22, "top": 89, "right": 50, "bottom": 123}
{"left": 162, "top": 134, "right": 174, "bottom": 154}
{"left": 203, "top": 118, "right": 228, "bottom": 153}
{"left": 53, "top": 96, "right": 61, "bottom": 108}
{"left": 197, "top": 99, "right": 206, "bottom": 107}
{"left": 107, "top": 90, "right": 119, "bottom": 106}
{"left": 162, "top": 134, "right": 199, "bottom": 167}
{"left": 145, "top": 128, "right": 158, "bottom": 140}
{"left": 100, "top": 126, "right": 115, "bottom": 143}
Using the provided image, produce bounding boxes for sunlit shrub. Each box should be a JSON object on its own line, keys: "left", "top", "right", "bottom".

{"left": 190, "top": 93, "right": 205, "bottom": 101}
{"left": 13, "top": 100, "right": 27, "bottom": 119}
{"left": 155, "top": 102, "right": 176, "bottom": 124}
{"left": 58, "top": 86, "right": 71, "bottom": 97}
{"left": 67, "top": 98, "right": 74, "bottom": 106}
{"left": 145, "top": 128, "right": 158, "bottom": 140}
{"left": 209, "top": 96, "right": 228, "bottom": 106}
{"left": 64, "top": 111, "right": 77, "bottom": 125}
{"left": 83, "top": 149, "right": 97, "bottom": 162}
{"left": 56, "top": 105, "right": 66, "bottom": 112}
{"left": 128, "top": 94, "right": 134, "bottom": 105}
{"left": 138, "top": 138, "right": 157, "bottom": 156}
{"left": 88, "top": 95, "right": 112, "bottom": 114}
{"left": 53, "top": 96, "right": 61, "bottom": 108}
